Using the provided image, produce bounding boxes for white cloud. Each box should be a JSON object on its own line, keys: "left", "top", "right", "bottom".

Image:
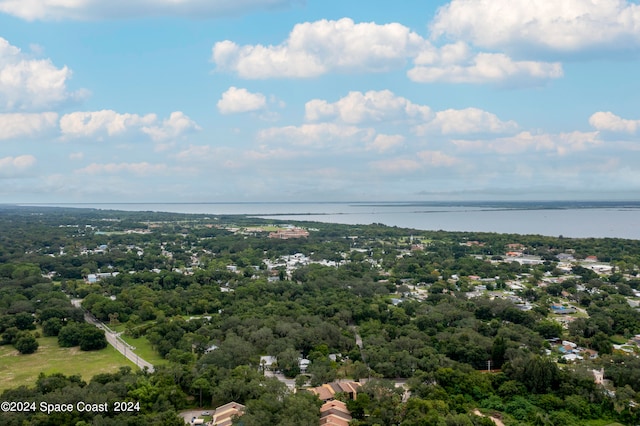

{"left": 257, "top": 123, "right": 374, "bottom": 147}
{"left": 0, "top": 37, "right": 86, "bottom": 111}
{"left": 589, "top": 111, "right": 640, "bottom": 133}
{"left": 305, "top": 90, "right": 517, "bottom": 135}
{"left": 416, "top": 150, "right": 460, "bottom": 166}
{"left": 60, "top": 110, "right": 199, "bottom": 141}
{"left": 368, "top": 134, "right": 404, "bottom": 153}
{"left": 305, "top": 90, "right": 431, "bottom": 124}
{"left": 60, "top": 110, "right": 156, "bottom": 138}
{"left": 212, "top": 18, "right": 563, "bottom": 85}
{"left": 0, "top": 0, "right": 297, "bottom": 21}
{"left": 69, "top": 152, "right": 83, "bottom": 160}
{"left": 217, "top": 87, "right": 267, "bottom": 114}
{"left": 430, "top": 0, "right": 640, "bottom": 53}
{"left": 0, "top": 154, "right": 36, "bottom": 176}
{"left": 174, "top": 144, "right": 216, "bottom": 161}
{"left": 212, "top": 18, "right": 426, "bottom": 78}
{"left": 0, "top": 112, "right": 58, "bottom": 140}
{"left": 408, "top": 52, "right": 563, "bottom": 84}
{"left": 75, "top": 162, "right": 169, "bottom": 176}
{"left": 142, "top": 111, "right": 201, "bottom": 141}
{"left": 416, "top": 107, "right": 518, "bottom": 135}
{"left": 452, "top": 131, "right": 601, "bottom": 155}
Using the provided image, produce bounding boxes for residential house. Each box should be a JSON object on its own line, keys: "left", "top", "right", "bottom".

{"left": 211, "top": 402, "right": 245, "bottom": 426}
{"left": 308, "top": 381, "right": 362, "bottom": 402}
{"left": 319, "top": 400, "right": 352, "bottom": 426}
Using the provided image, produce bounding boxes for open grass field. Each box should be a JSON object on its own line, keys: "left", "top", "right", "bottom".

{"left": 610, "top": 335, "right": 628, "bottom": 345}
{"left": 0, "top": 336, "right": 135, "bottom": 392}
{"left": 116, "top": 334, "right": 167, "bottom": 366}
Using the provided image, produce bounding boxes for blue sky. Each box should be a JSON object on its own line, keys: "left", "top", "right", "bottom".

{"left": 1, "top": 0, "right": 639, "bottom": 203}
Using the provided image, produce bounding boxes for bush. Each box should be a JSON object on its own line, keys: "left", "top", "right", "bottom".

{"left": 15, "top": 334, "right": 39, "bottom": 354}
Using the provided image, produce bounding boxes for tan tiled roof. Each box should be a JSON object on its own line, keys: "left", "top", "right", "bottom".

{"left": 308, "top": 381, "right": 361, "bottom": 401}
{"left": 319, "top": 399, "right": 352, "bottom": 426}
{"left": 212, "top": 401, "right": 245, "bottom": 426}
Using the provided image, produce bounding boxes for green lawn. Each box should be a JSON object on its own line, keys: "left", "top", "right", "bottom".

{"left": 610, "top": 335, "right": 628, "bottom": 345}
{"left": 116, "top": 334, "right": 166, "bottom": 366}
{"left": 0, "top": 336, "right": 135, "bottom": 392}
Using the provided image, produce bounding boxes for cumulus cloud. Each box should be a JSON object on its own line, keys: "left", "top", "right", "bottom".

{"left": 451, "top": 131, "right": 601, "bottom": 155}
{"left": 257, "top": 123, "right": 374, "bottom": 147}
{"left": 415, "top": 107, "right": 518, "bottom": 135}
{"left": 0, "top": 112, "right": 58, "bottom": 140}
{"left": 60, "top": 110, "right": 199, "bottom": 141}
{"left": 305, "top": 90, "right": 431, "bottom": 124}
{"left": 430, "top": 0, "right": 640, "bottom": 53}
{"left": 0, "top": 37, "right": 86, "bottom": 111}
{"left": 0, "top": 154, "right": 36, "bottom": 177}
{"left": 305, "top": 90, "right": 517, "bottom": 135}
{"left": 589, "top": 111, "right": 640, "bottom": 133}
{"left": 0, "top": 0, "right": 297, "bottom": 21}
{"left": 142, "top": 111, "right": 201, "bottom": 141}
{"left": 60, "top": 110, "right": 156, "bottom": 138}
{"left": 75, "top": 162, "right": 169, "bottom": 176}
{"left": 217, "top": 87, "right": 267, "bottom": 114}
{"left": 368, "top": 134, "right": 404, "bottom": 153}
{"left": 408, "top": 52, "right": 563, "bottom": 85}
{"left": 212, "top": 18, "right": 563, "bottom": 85}
{"left": 212, "top": 18, "right": 426, "bottom": 78}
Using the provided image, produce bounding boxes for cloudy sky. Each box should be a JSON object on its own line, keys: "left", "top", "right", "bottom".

{"left": 1, "top": 0, "right": 639, "bottom": 203}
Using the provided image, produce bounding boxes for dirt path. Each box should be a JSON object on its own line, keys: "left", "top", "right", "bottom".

{"left": 473, "top": 409, "right": 505, "bottom": 426}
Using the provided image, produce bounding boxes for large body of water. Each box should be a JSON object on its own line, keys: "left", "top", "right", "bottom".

{"left": 25, "top": 201, "right": 640, "bottom": 240}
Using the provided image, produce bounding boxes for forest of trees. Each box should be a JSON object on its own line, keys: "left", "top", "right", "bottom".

{"left": 1, "top": 205, "right": 640, "bottom": 425}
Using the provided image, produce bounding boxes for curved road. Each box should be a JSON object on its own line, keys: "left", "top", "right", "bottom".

{"left": 71, "top": 299, "right": 154, "bottom": 373}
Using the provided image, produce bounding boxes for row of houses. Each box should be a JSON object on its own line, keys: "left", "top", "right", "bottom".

{"left": 320, "top": 400, "right": 353, "bottom": 426}
{"left": 307, "top": 381, "right": 362, "bottom": 402}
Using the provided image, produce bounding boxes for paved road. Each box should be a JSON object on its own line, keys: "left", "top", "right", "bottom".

{"left": 178, "top": 409, "right": 209, "bottom": 425}
{"left": 71, "top": 298, "right": 154, "bottom": 373}
{"left": 263, "top": 370, "right": 296, "bottom": 390}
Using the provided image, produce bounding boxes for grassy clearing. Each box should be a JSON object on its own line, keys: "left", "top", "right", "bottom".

{"left": 116, "top": 334, "right": 166, "bottom": 366}
{"left": 0, "top": 336, "right": 134, "bottom": 392}
{"left": 610, "top": 335, "right": 628, "bottom": 345}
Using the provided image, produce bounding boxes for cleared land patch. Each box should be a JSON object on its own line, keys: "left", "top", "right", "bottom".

{"left": 0, "top": 336, "right": 134, "bottom": 392}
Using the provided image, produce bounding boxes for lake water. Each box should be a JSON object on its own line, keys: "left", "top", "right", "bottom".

{"left": 24, "top": 201, "right": 640, "bottom": 240}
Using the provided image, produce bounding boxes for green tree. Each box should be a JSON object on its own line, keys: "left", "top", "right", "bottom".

{"left": 191, "top": 377, "right": 210, "bottom": 408}
{"left": 42, "top": 318, "right": 63, "bottom": 337}
{"left": 58, "top": 322, "right": 83, "bottom": 347}
{"left": 15, "top": 334, "right": 39, "bottom": 354}
{"left": 14, "top": 312, "right": 36, "bottom": 330}
{"left": 79, "top": 326, "right": 107, "bottom": 351}
{"left": 534, "top": 320, "right": 563, "bottom": 339}
{"left": 277, "top": 348, "right": 301, "bottom": 378}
